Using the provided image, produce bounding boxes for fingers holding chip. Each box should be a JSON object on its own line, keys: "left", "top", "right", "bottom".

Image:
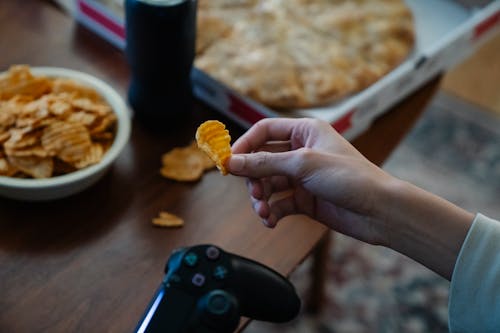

{"left": 158, "top": 121, "right": 231, "bottom": 182}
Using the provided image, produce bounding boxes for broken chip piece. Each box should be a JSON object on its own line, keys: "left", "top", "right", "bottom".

{"left": 195, "top": 120, "right": 231, "bottom": 175}
{"left": 159, "top": 141, "right": 215, "bottom": 182}
{"left": 160, "top": 145, "right": 204, "bottom": 182}
{"left": 152, "top": 211, "right": 184, "bottom": 228}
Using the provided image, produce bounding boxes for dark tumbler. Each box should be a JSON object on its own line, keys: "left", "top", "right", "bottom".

{"left": 125, "top": 0, "right": 197, "bottom": 123}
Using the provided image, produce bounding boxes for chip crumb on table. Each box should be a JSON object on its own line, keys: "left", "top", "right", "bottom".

{"left": 152, "top": 211, "right": 184, "bottom": 228}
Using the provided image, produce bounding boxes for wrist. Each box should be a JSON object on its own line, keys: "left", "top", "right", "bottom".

{"left": 377, "top": 176, "right": 474, "bottom": 279}
{"left": 376, "top": 177, "right": 418, "bottom": 247}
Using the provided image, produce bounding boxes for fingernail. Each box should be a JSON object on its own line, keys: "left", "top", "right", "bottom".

{"left": 267, "top": 214, "right": 277, "bottom": 228}
{"left": 261, "top": 214, "right": 276, "bottom": 228}
{"left": 228, "top": 155, "right": 245, "bottom": 173}
{"left": 263, "top": 219, "right": 276, "bottom": 229}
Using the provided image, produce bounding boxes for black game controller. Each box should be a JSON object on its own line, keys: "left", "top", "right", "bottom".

{"left": 134, "top": 244, "right": 301, "bottom": 333}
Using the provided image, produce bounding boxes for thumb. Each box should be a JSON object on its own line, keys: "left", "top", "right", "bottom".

{"left": 227, "top": 151, "right": 297, "bottom": 178}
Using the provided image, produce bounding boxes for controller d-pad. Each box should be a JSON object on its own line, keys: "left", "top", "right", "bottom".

{"left": 183, "top": 252, "right": 198, "bottom": 267}
{"left": 213, "top": 265, "right": 229, "bottom": 280}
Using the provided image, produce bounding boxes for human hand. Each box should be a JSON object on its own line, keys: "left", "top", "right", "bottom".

{"left": 227, "top": 118, "right": 395, "bottom": 246}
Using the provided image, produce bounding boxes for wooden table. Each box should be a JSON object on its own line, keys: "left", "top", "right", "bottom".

{"left": 0, "top": 1, "right": 441, "bottom": 332}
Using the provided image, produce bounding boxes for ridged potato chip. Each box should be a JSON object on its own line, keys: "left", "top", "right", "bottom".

{"left": 7, "top": 155, "right": 53, "bottom": 179}
{"left": 51, "top": 77, "right": 105, "bottom": 102}
{"left": 195, "top": 120, "right": 231, "bottom": 175}
{"left": 0, "top": 156, "right": 18, "bottom": 177}
{"left": 74, "top": 143, "right": 104, "bottom": 169}
{"left": 0, "top": 65, "right": 51, "bottom": 100}
{"left": 41, "top": 121, "right": 92, "bottom": 164}
{"left": 188, "top": 141, "right": 216, "bottom": 170}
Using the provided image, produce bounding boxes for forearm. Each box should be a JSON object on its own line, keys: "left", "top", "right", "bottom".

{"left": 379, "top": 178, "right": 474, "bottom": 280}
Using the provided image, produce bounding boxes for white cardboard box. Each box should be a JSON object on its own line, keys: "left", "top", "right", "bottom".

{"left": 76, "top": 0, "right": 500, "bottom": 139}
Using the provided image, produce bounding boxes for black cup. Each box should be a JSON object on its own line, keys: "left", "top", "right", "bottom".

{"left": 125, "top": 0, "right": 197, "bottom": 123}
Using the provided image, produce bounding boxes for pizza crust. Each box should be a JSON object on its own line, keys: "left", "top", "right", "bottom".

{"left": 196, "top": 0, "right": 415, "bottom": 109}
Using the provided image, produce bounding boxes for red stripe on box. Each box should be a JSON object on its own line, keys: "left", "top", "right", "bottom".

{"left": 228, "top": 94, "right": 267, "bottom": 124}
{"left": 78, "top": 0, "right": 126, "bottom": 39}
{"left": 473, "top": 10, "right": 500, "bottom": 40}
{"left": 332, "top": 109, "right": 355, "bottom": 134}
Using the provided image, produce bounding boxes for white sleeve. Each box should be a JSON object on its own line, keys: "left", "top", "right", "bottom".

{"left": 448, "top": 213, "right": 500, "bottom": 333}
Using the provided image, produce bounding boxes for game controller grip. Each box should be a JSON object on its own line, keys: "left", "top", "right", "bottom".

{"left": 137, "top": 245, "right": 301, "bottom": 333}
{"left": 195, "top": 290, "right": 240, "bottom": 332}
{"left": 229, "top": 256, "right": 301, "bottom": 322}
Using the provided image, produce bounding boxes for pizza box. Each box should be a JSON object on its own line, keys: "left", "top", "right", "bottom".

{"left": 76, "top": 0, "right": 126, "bottom": 49}
{"left": 76, "top": 0, "right": 500, "bottom": 139}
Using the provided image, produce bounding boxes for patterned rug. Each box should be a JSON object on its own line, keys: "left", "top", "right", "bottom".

{"left": 246, "top": 92, "right": 500, "bottom": 333}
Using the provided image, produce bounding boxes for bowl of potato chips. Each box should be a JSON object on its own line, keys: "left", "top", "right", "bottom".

{"left": 0, "top": 65, "right": 131, "bottom": 201}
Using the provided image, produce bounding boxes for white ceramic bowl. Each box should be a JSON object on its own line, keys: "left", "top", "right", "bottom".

{"left": 0, "top": 67, "right": 131, "bottom": 201}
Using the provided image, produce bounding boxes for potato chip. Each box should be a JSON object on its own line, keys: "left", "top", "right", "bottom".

{"left": 3, "top": 127, "right": 41, "bottom": 150}
{"left": 0, "top": 157, "right": 17, "bottom": 177}
{"left": 0, "top": 131, "right": 10, "bottom": 144}
{"left": 0, "top": 65, "right": 51, "bottom": 100}
{"left": 41, "top": 121, "right": 92, "bottom": 164}
{"left": 0, "top": 158, "right": 10, "bottom": 174}
{"left": 7, "top": 155, "right": 53, "bottom": 179}
{"left": 67, "top": 111, "right": 97, "bottom": 127}
{"left": 89, "top": 112, "right": 117, "bottom": 135}
{"left": 0, "top": 104, "right": 16, "bottom": 128}
{"left": 71, "top": 97, "right": 112, "bottom": 116}
{"left": 6, "top": 145, "right": 50, "bottom": 158}
{"left": 51, "top": 78, "right": 104, "bottom": 102}
{"left": 74, "top": 143, "right": 104, "bottom": 169}
{"left": 152, "top": 211, "right": 184, "bottom": 228}
{"left": 160, "top": 146, "right": 204, "bottom": 182}
{"left": 188, "top": 141, "right": 216, "bottom": 170}
{"left": 195, "top": 120, "right": 231, "bottom": 175}
{"left": 159, "top": 141, "right": 217, "bottom": 182}
{"left": 48, "top": 99, "right": 72, "bottom": 117}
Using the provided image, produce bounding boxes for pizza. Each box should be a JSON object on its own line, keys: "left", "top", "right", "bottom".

{"left": 195, "top": 0, "right": 415, "bottom": 109}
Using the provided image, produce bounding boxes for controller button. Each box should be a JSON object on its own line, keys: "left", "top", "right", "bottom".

{"left": 183, "top": 252, "right": 198, "bottom": 267}
{"left": 205, "top": 246, "right": 220, "bottom": 260}
{"left": 191, "top": 273, "right": 206, "bottom": 287}
{"left": 206, "top": 292, "right": 231, "bottom": 315}
{"left": 213, "top": 265, "right": 229, "bottom": 280}
{"left": 168, "top": 273, "right": 182, "bottom": 284}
